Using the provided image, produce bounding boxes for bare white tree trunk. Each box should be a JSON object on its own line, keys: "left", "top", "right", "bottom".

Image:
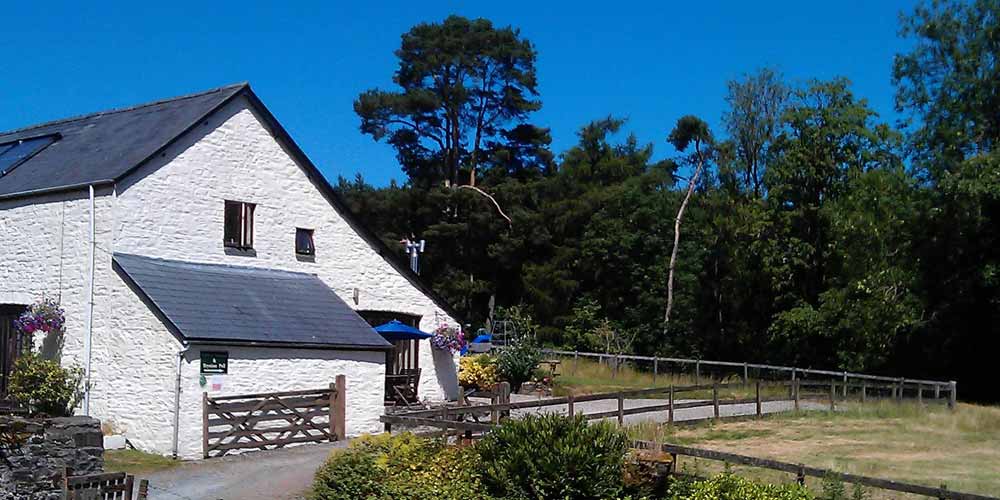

{"left": 664, "top": 143, "right": 707, "bottom": 332}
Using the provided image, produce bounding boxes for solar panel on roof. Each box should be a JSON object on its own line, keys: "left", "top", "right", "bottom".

{"left": 0, "top": 135, "right": 58, "bottom": 178}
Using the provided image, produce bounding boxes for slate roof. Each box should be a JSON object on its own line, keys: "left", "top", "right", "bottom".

{"left": 0, "top": 82, "right": 464, "bottom": 324}
{"left": 113, "top": 253, "right": 392, "bottom": 350}
{"left": 0, "top": 83, "right": 246, "bottom": 198}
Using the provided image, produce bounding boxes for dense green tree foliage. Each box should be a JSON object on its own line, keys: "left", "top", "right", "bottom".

{"left": 340, "top": 6, "right": 998, "bottom": 400}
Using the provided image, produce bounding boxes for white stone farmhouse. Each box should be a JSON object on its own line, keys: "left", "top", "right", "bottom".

{"left": 0, "top": 83, "right": 461, "bottom": 459}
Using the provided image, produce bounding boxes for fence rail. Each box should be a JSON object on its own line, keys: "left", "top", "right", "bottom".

{"left": 542, "top": 348, "right": 957, "bottom": 407}
{"left": 633, "top": 440, "right": 997, "bottom": 500}
{"left": 382, "top": 379, "right": 845, "bottom": 432}
{"left": 202, "top": 376, "right": 346, "bottom": 458}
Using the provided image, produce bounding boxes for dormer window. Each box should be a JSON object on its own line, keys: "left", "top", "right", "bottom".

{"left": 224, "top": 201, "right": 255, "bottom": 250}
{"left": 296, "top": 228, "right": 315, "bottom": 256}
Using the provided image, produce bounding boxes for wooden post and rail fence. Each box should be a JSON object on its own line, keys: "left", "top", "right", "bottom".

{"left": 380, "top": 380, "right": 990, "bottom": 500}
{"left": 202, "top": 375, "right": 346, "bottom": 458}
{"left": 632, "top": 440, "right": 997, "bottom": 500}
{"left": 545, "top": 348, "right": 957, "bottom": 408}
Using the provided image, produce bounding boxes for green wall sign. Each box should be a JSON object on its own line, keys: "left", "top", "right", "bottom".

{"left": 200, "top": 351, "right": 228, "bottom": 374}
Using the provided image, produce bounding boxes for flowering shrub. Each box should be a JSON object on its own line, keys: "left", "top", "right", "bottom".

{"left": 458, "top": 355, "right": 498, "bottom": 390}
{"left": 430, "top": 324, "right": 466, "bottom": 353}
{"left": 311, "top": 433, "right": 496, "bottom": 500}
{"left": 9, "top": 297, "right": 82, "bottom": 416}
{"left": 14, "top": 297, "right": 64, "bottom": 339}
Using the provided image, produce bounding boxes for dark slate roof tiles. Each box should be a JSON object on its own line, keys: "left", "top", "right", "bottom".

{"left": 0, "top": 83, "right": 246, "bottom": 198}
{"left": 113, "top": 253, "right": 391, "bottom": 349}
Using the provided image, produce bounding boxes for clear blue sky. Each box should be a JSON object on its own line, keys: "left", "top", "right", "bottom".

{"left": 1, "top": 0, "right": 917, "bottom": 186}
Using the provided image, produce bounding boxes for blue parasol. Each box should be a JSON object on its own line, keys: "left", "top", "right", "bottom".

{"left": 374, "top": 320, "right": 432, "bottom": 341}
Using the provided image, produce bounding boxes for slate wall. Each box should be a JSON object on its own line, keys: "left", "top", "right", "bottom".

{"left": 0, "top": 416, "right": 103, "bottom": 500}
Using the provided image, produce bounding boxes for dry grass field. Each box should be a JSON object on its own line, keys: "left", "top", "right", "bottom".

{"left": 628, "top": 402, "right": 1000, "bottom": 498}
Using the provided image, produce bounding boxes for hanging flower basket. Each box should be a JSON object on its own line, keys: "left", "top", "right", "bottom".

{"left": 14, "top": 298, "right": 64, "bottom": 345}
{"left": 430, "top": 324, "right": 466, "bottom": 353}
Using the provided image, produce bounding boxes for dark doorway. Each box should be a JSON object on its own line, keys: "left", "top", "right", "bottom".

{"left": 0, "top": 304, "right": 26, "bottom": 400}
{"left": 357, "top": 311, "right": 423, "bottom": 405}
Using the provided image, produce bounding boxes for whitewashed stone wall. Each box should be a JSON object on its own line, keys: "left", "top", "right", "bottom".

{"left": 0, "top": 188, "right": 115, "bottom": 386}
{"left": 175, "top": 346, "right": 384, "bottom": 459}
{"left": 111, "top": 95, "right": 459, "bottom": 401}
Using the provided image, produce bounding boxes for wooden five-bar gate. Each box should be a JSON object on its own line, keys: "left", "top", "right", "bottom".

{"left": 202, "top": 376, "right": 346, "bottom": 458}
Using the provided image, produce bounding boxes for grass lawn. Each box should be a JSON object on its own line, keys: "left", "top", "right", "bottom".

{"left": 551, "top": 355, "right": 790, "bottom": 400}
{"left": 104, "top": 449, "right": 182, "bottom": 476}
{"left": 627, "top": 402, "right": 1000, "bottom": 498}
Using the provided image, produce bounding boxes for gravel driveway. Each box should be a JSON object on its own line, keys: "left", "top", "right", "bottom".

{"left": 141, "top": 441, "right": 345, "bottom": 500}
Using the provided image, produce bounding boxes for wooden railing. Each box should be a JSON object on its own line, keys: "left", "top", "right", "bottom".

{"left": 632, "top": 440, "right": 998, "bottom": 500}
{"left": 541, "top": 348, "right": 958, "bottom": 408}
{"left": 202, "top": 376, "right": 346, "bottom": 458}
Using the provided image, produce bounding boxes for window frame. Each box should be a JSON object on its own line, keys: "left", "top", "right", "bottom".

{"left": 223, "top": 200, "right": 256, "bottom": 250}
{"left": 295, "top": 228, "right": 315, "bottom": 256}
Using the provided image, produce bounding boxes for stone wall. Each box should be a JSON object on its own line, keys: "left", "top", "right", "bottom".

{"left": 0, "top": 416, "right": 103, "bottom": 500}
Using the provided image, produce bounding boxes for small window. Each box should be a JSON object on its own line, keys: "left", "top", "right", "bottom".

{"left": 224, "top": 201, "right": 255, "bottom": 250}
{"left": 296, "top": 228, "right": 315, "bottom": 256}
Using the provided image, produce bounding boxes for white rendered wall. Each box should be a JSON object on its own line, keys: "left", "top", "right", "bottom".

{"left": 175, "top": 345, "right": 385, "bottom": 460}
{"left": 111, "top": 95, "right": 459, "bottom": 400}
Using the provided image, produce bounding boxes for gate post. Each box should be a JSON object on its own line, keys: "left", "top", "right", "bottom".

{"left": 332, "top": 375, "right": 347, "bottom": 440}
{"left": 202, "top": 392, "right": 209, "bottom": 459}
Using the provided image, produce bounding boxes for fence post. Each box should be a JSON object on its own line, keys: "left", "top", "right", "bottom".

{"left": 574, "top": 350, "right": 579, "bottom": 373}
{"left": 948, "top": 381, "right": 957, "bottom": 410}
{"left": 334, "top": 375, "right": 347, "bottom": 440}
{"left": 917, "top": 383, "right": 923, "bottom": 405}
{"left": 613, "top": 354, "right": 619, "bottom": 379}
{"left": 499, "top": 381, "right": 511, "bottom": 420}
{"left": 861, "top": 380, "right": 867, "bottom": 403}
{"left": 668, "top": 385, "right": 675, "bottom": 424}
{"left": 934, "top": 383, "right": 940, "bottom": 400}
{"left": 842, "top": 372, "right": 848, "bottom": 398}
{"left": 829, "top": 381, "right": 836, "bottom": 412}
{"left": 617, "top": 391, "right": 625, "bottom": 426}
{"left": 790, "top": 369, "right": 797, "bottom": 398}
{"left": 793, "top": 379, "right": 800, "bottom": 411}
{"left": 202, "top": 392, "right": 209, "bottom": 459}
{"left": 755, "top": 380, "right": 762, "bottom": 417}
{"left": 743, "top": 362, "right": 749, "bottom": 388}
{"left": 653, "top": 357, "right": 659, "bottom": 384}
{"left": 897, "top": 378, "right": 904, "bottom": 404}
{"left": 695, "top": 360, "right": 701, "bottom": 385}
{"left": 491, "top": 388, "right": 499, "bottom": 424}
{"left": 712, "top": 382, "right": 720, "bottom": 419}
{"left": 567, "top": 393, "right": 575, "bottom": 417}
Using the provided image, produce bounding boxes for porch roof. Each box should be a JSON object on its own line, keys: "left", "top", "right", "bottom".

{"left": 113, "top": 253, "right": 392, "bottom": 350}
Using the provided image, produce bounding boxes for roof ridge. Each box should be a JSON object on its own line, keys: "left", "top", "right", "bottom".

{"left": 0, "top": 82, "right": 249, "bottom": 138}
{"left": 113, "top": 252, "right": 318, "bottom": 279}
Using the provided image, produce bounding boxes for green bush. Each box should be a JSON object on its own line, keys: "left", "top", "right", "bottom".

{"left": 666, "top": 473, "right": 814, "bottom": 500}
{"left": 496, "top": 340, "right": 541, "bottom": 392}
{"left": 476, "top": 413, "right": 630, "bottom": 499}
{"left": 9, "top": 353, "right": 83, "bottom": 417}
{"left": 311, "top": 433, "right": 496, "bottom": 500}
{"left": 310, "top": 447, "right": 386, "bottom": 500}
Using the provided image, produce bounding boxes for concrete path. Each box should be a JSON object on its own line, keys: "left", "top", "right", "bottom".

{"left": 141, "top": 441, "right": 345, "bottom": 500}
